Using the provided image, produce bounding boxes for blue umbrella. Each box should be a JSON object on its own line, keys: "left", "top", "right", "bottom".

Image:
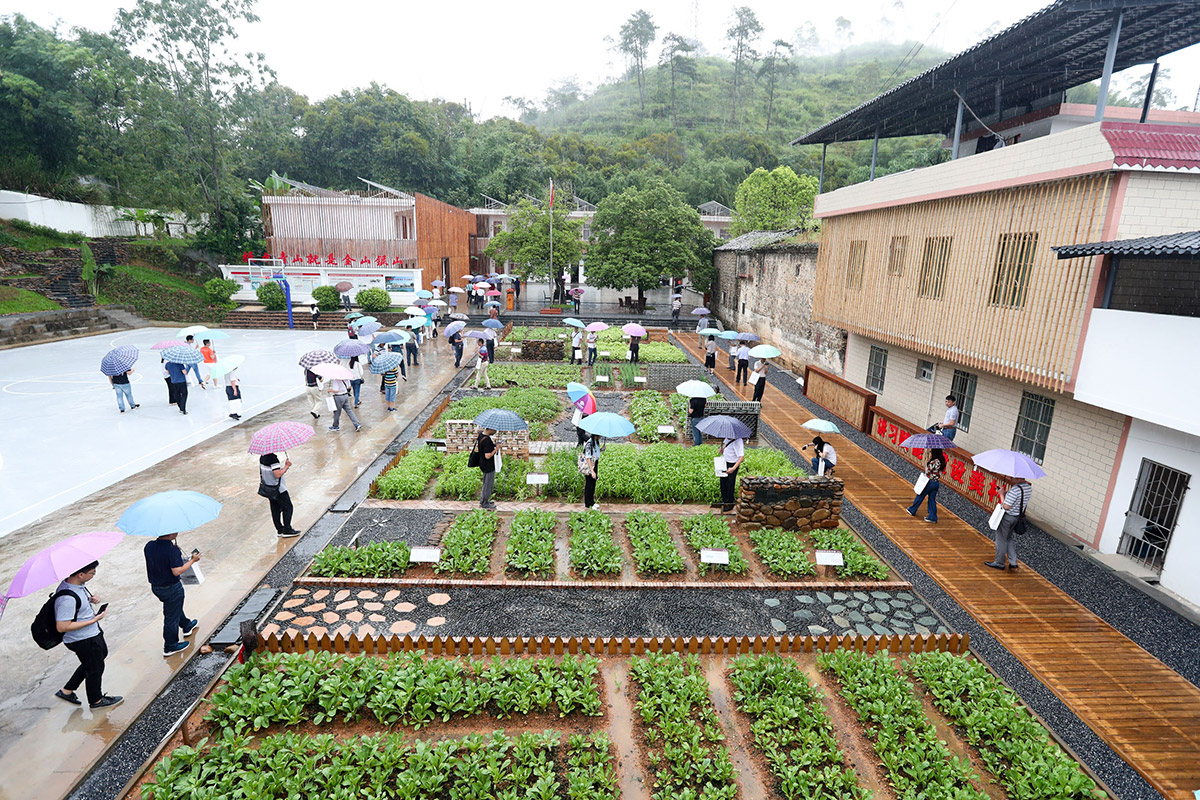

{"left": 100, "top": 345, "right": 139, "bottom": 376}
{"left": 801, "top": 419, "right": 841, "bottom": 434}
{"left": 162, "top": 345, "right": 203, "bottom": 365}
{"left": 696, "top": 415, "right": 751, "bottom": 439}
{"left": 473, "top": 409, "right": 528, "bottom": 431}
{"left": 464, "top": 330, "right": 494, "bottom": 340}
{"left": 717, "top": 330, "right": 740, "bottom": 340}
{"left": 898, "top": 433, "right": 958, "bottom": 450}
{"left": 350, "top": 316, "right": 378, "bottom": 328}
{"left": 737, "top": 332, "right": 760, "bottom": 342}
{"left": 431, "top": 280, "right": 445, "bottom": 287}
{"left": 117, "top": 490, "right": 222, "bottom": 537}
{"left": 566, "top": 382, "right": 592, "bottom": 403}
{"left": 402, "top": 317, "right": 429, "bottom": 328}
{"left": 368, "top": 352, "right": 404, "bottom": 373}
{"left": 562, "top": 318, "right": 585, "bottom": 328}
{"left": 333, "top": 340, "right": 371, "bottom": 358}
{"left": 358, "top": 321, "right": 382, "bottom": 337}
{"left": 482, "top": 319, "right": 504, "bottom": 329}
{"left": 415, "top": 289, "right": 434, "bottom": 298}
{"left": 578, "top": 412, "right": 635, "bottom": 438}
{"left": 444, "top": 320, "right": 467, "bottom": 337}
{"left": 697, "top": 328, "right": 723, "bottom": 337}
{"left": 373, "top": 331, "right": 411, "bottom": 345}
{"left": 483, "top": 300, "right": 501, "bottom": 308}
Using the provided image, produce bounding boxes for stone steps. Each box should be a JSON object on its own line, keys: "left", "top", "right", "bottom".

{"left": 0, "top": 306, "right": 146, "bottom": 348}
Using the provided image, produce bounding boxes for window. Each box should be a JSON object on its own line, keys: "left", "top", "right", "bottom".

{"left": 918, "top": 236, "right": 952, "bottom": 299}
{"left": 581, "top": 225, "right": 591, "bottom": 240}
{"left": 916, "top": 359, "right": 934, "bottom": 382}
{"left": 1012, "top": 391, "right": 1055, "bottom": 463}
{"left": 1119, "top": 460, "right": 1191, "bottom": 571}
{"left": 846, "top": 240, "right": 867, "bottom": 289}
{"left": 866, "top": 345, "right": 888, "bottom": 392}
{"left": 990, "top": 232, "right": 1037, "bottom": 308}
{"left": 887, "top": 236, "right": 908, "bottom": 276}
{"left": 950, "top": 369, "right": 977, "bottom": 432}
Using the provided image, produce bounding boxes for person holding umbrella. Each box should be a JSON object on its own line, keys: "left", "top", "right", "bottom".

{"left": 906, "top": 449, "right": 946, "bottom": 523}
{"left": 719, "top": 433, "right": 745, "bottom": 512}
{"left": 571, "top": 328, "right": 583, "bottom": 365}
{"left": 319, "top": 366, "right": 361, "bottom": 433}
{"left": 585, "top": 328, "right": 598, "bottom": 366}
{"left": 704, "top": 336, "right": 717, "bottom": 375}
{"left": 671, "top": 297, "right": 681, "bottom": 324}
{"left": 303, "top": 367, "right": 323, "bottom": 420}
{"left": 54, "top": 561, "right": 121, "bottom": 708}
{"left": 735, "top": 341, "right": 751, "bottom": 386}
{"left": 750, "top": 359, "right": 768, "bottom": 402}
{"left": 165, "top": 359, "right": 189, "bottom": 414}
{"left": 109, "top": 368, "right": 138, "bottom": 413}
{"left": 473, "top": 340, "right": 491, "bottom": 389}
{"left": 348, "top": 356, "right": 364, "bottom": 407}
{"left": 260, "top": 453, "right": 299, "bottom": 537}
{"left": 143, "top": 533, "right": 201, "bottom": 657}
{"left": 581, "top": 433, "right": 603, "bottom": 510}
{"left": 475, "top": 427, "right": 497, "bottom": 509}
{"left": 446, "top": 323, "right": 465, "bottom": 368}
{"left": 629, "top": 334, "right": 641, "bottom": 363}
{"left": 225, "top": 365, "right": 242, "bottom": 420}
{"left": 803, "top": 436, "right": 837, "bottom": 475}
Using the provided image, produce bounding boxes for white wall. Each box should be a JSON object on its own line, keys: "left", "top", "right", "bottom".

{"left": 1097, "top": 419, "right": 1200, "bottom": 608}
{"left": 1075, "top": 310, "right": 1200, "bottom": 438}
{"left": 0, "top": 190, "right": 193, "bottom": 238}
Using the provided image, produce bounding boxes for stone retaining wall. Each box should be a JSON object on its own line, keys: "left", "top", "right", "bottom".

{"left": 443, "top": 420, "right": 529, "bottom": 457}
{"left": 706, "top": 399, "right": 761, "bottom": 438}
{"left": 737, "top": 475, "right": 844, "bottom": 531}
{"left": 509, "top": 339, "right": 563, "bottom": 361}
{"left": 645, "top": 362, "right": 707, "bottom": 391}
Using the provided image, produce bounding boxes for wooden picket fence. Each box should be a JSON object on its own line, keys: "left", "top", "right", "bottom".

{"left": 257, "top": 631, "right": 969, "bottom": 657}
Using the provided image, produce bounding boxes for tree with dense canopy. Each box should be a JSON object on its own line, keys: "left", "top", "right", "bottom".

{"left": 481, "top": 198, "right": 584, "bottom": 283}
{"left": 730, "top": 166, "right": 818, "bottom": 236}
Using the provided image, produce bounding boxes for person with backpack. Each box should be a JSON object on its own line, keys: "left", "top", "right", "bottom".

{"left": 580, "top": 433, "right": 603, "bottom": 511}
{"left": 986, "top": 478, "right": 1030, "bottom": 571}
{"left": 49, "top": 560, "right": 122, "bottom": 709}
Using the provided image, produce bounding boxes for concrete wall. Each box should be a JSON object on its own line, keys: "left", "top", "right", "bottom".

{"left": 712, "top": 246, "right": 845, "bottom": 375}
{"left": 844, "top": 332, "right": 1125, "bottom": 542}
{"left": 0, "top": 190, "right": 193, "bottom": 238}
{"left": 1117, "top": 172, "right": 1200, "bottom": 239}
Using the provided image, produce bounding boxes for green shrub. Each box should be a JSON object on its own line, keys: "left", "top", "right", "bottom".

{"left": 6, "top": 219, "right": 86, "bottom": 247}
{"left": 203, "top": 277, "right": 240, "bottom": 309}
{"left": 100, "top": 270, "right": 226, "bottom": 323}
{"left": 256, "top": 280, "right": 286, "bottom": 310}
{"left": 356, "top": 287, "right": 390, "bottom": 312}
{"left": 310, "top": 284, "right": 341, "bottom": 311}
{"left": 129, "top": 239, "right": 185, "bottom": 269}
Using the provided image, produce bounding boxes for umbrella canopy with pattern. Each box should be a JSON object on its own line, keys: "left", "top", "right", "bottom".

{"left": 150, "top": 340, "right": 186, "bottom": 350}
{"left": 368, "top": 352, "right": 405, "bottom": 373}
{"left": 449, "top": 312, "right": 469, "bottom": 320}
{"left": 696, "top": 415, "right": 751, "bottom": 439}
{"left": 373, "top": 331, "right": 411, "bottom": 345}
{"left": 357, "top": 321, "right": 382, "bottom": 337}
{"left": 473, "top": 409, "right": 528, "bottom": 431}
{"left": 162, "top": 345, "right": 203, "bottom": 365}
{"left": 248, "top": 421, "right": 315, "bottom": 455}
{"left": 333, "top": 340, "right": 371, "bottom": 358}
{"left": 100, "top": 345, "right": 139, "bottom": 376}
{"left": 898, "top": 433, "right": 958, "bottom": 450}
{"left": 298, "top": 349, "right": 339, "bottom": 369}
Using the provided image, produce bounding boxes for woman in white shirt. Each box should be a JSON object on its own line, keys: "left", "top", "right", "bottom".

{"left": 804, "top": 436, "right": 837, "bottom": 475}
{"left": 704, "top": 336, "right": 717, "bottom": 375}
{"left": 347, "top": 356, "right": 364, "bottom": 407}
{"left": 719, "top": 436, "right": 745, "bottom": 511}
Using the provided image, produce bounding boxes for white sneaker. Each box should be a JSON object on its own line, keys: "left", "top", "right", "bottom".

{"left": 591, "top": 504, "right": 601, "bottom": 511}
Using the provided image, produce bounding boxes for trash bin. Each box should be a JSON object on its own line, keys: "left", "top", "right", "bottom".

{"left": 505, "top": 290, "right": 514, "bottom": 311}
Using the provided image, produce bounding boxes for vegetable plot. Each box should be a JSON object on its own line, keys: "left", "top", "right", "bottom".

{"left": 907, "top": 652, "right": 1107, "bottom": 800}
{"left": 748, "top": 528, "right": 816, "bottom": 578}
{"left": 728, "top": 654, "right": 868, "bottom": 800}
{"left": 680, "top": 514, "right": 748, "bottom": 575}
{"left": 373, "top": 448, "right": 443, "bottom": 500}
{"left": 628, "top": 391, "right": 674, "bottom": 442}
{"left": 568, "top": 510, "right": 623, "bottom": 577}
{"left": 430, "top": 388, "right": 562, "bottom": 441}
{"left": 811, "top": 528, "right": 889, "bottom": 580}
{"left": 488, "top": 363, "right": 583, "bottom": 388}
{"left": 310, "top": 541, "right": 411, "bottom": 578}
{"left": 435, "top": 509, "right": 500, "bottom": 574}
{"left": 506, "top": 509, "right": 558, "bottom": 577}
{"left": 624, "top": 510, "right": 685, "bottom": 575}
{"left": 629, "top": 653, "right": 738, "bottom": 799}
{"left": 818, "top": 650, "right": 988, "bottom": 800}
{"left": 436, "top": 452, "right": 534, "bottom": 502}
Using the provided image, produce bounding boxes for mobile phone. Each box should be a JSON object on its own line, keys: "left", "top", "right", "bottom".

{"left": 97, "top": 603, "right": 109, "bottom": 614}
{"left": 191, "top": 548, "right": 200, "bottom": 556}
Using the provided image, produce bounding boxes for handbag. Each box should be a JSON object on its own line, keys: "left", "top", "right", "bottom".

{"left": 258, "top": 481, "right": 280, "bottom": 499}
{"left": 467, "top": 437, "right": 482, "bottom": 469}
{"left": 713, "top": 456, "right": 727, "bottom": 477}
{"left": 913, "top": 474, "right": 929, "bottom": 495}
{"left": 577, "top": 450, "right": 592, "bottom": 475}
{"left": 574, "top": 349, "right": 582, "bottom": 360}
{"left": 625, "top": 350, "right": 633, "bottom": 361}
{"left": 1013, "top": 485, "right": 1029, "bottom": 534}
{"left": 748, "top": 372, "right": 760, "bottom": 385}
{"left": 987, "top": 503, "right": 1005, "bottom": 530}
{"left": 324, "top": 396, "right": 336, "bottom": 412}
{"left": 493, "top": 451, "right": 503, "bottom": 474}
{"left": 228, "top": 398, "right": 243, "bottom": 414}
{"left": 571, "top": 408, "right": 583, "bottom": 427}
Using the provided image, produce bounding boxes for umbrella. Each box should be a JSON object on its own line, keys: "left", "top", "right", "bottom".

{"left": 670, "top": 293, "right": 683, "bottom": 299}
{"left": 162, "top": 345, "right": 203, "bottom": 365}
{"left": 578, "top": 412, "right": 635, "bottom": 438}
{"left": 676, "top": 380, "right": 716, "bottom": 399}
{"left": 368, "top": 352, "right": 405, "bottom": 373}
{"left": 474, "top": 282, "right": 491, "bottom": 290}
{"left": 972, "top": 449, "right": 1048, "bottom": 480}
{"left": 404, "top": 305, "right": 426, "bottom": 315}
{"left": 622, "top": 323, "right": 647, "bottom": 337}
{"left": 208, "top": 354, "right": 246, "bottom": 378}
{"left": 737, "top": 332, "right": 760, "bottom": 342}
{"left": 312, "top": 363, "right": 353, "bottom": 380}
{"left": 248, "top": 421, "right": 316, "bottom": 455}
{"left": 801, "top": 419, "right": 841, "bottom": 434}
{"left": 486, "top": 290, "right": 502, "bottom": 297}
{"left": 691, "top": 307, "right": 710, "bottom": 315}
{"left": 464, "top": 330, "right": 494, "bottom": 340}
{"left": 748, "top": 344, "right": 781, "bottom": 359}
{"left": 482, "top": 319, "right": 504, "bottom": 329}
{"left": 473, "top": 409, "right": 528, "bottom": 431}
{"left": 717, "top": 330, "right": 740, "bottom": 340}
{"left": 431, "top": 280, "right": 445, "bottom": 287}
{"left": 483, "top": 301, "right": 501, "bottom": 308}
{"left": 573, "top": 392, "right": 597, "bottom": 415}
{"left": 498, "top": 274, "right": 513, "bottom": 282}
{"left": 177, "top": 326, "right": 228, "bottom": 340}
{"left": 488, "top": 271, "right": 500, "bottom": 277}
{"left": 344, "top": 312, "right": 363, "bottom": 320}
{"left": 334, "top": 281, "right": 354, "bottom": 292}
{"left": 402, "top": 317, "right": 430, "bottom": 328}
{"left": 696, "top": 415, "right": 751, "bottom": 439}
{"left": 473, "top": 274, "right": 487, "bottom": 280}
{"left": 697, "top": 328, "right": 722, "bottom": 337}
{"left": 448, "top": 286, "right": 466, "bottom": 293}
{"left": 562, "top": 318, "right": 585, "bottom": 329}
{"left": 150, "top": 340, "right": 186, "bottom": 350}
{"left": 462, "top": 274, "right": 474, "bottom": 282}
{"left": 570, "top": 288, "right": 585, "bottom": 296}
{"left": 373, "top": 331, "right": 411, "bottom": 345}
{"left": 415, "top": 289, "right": 433, "bottom": 299}
{"left": 298, "top": 349, "right": 339, "bottom": 369}
{"left": 429, "top": 299, "right": 447, "bottom": 306}
{"left": 350, "top": 316, "right": 378, "bottom": 327}
{"left": 357, "top": 321, "right": 382, "bottom": 337}
{"left": 444, "top": 320, "right": 467, "bottom": 337}
{"left": 100, "top": 345, "right": 139, "bottom": 376}
{"left": 333, "top": 340, "right": 371, "bottom": 358}
{"left": 117, "top": 490, "right": 222, "bottom": 537}
{"left": 449, "top": 312, "right": 469, "bottom": 321}
{"left": 0, "top": 531, "right": 125, "bottom": 621}
{"left": 898, "top": 433, "right": 958, "bottom": 450}
{"left": 585, "top": 322, "right": 609, "bottom": 332}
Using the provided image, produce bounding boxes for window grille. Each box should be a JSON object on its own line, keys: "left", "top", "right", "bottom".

{"left": 887, "top": 236, "right": 908, "bottom": 276}
{"left": 918, "top": 236, "right": 952, "bottom": 299}
{"left": 1118, "top": 460, "right": 1190, "bottom": 572}
{"left": 950, "top": 370, "right": 978, "bottom": 432}
{"left": 990, "top": 232, "right": 1038, "bottom": 308}
{"left": 1012, "top": 391, "right": 1055, "bottom": 463}
{"left": 867, "top": 345, "right": 888, "bottom": 392}
{"left": 916, "top": 359, "right": 934, "bottom": 382}
{"left": 847, "top": 240, "right": 867, "bottom": 289}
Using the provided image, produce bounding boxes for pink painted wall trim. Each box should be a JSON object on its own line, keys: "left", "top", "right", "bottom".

{"left": 1093, "top": 414, "right": 1133, "bottom": 549}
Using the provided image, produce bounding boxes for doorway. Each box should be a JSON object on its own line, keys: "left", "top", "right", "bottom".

{"left": 1118, "top": 459, "right": 1190, "bottom": 571}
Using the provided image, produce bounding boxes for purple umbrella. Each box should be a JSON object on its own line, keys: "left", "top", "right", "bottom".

{"left": 357, "top": 321, "right": 382, "bottom": 337}
{"left": 333, "top": 340, "right": 371, "bottom": 358}
{"left": 972, "top": 449, "right": 1048, "bottom": 480}
{"left": 431, "top": 280, "right": 445, "bottom": 287}
{"left": 622, "top": 323, "right": 647, "bottom": 337}
{"left": 297, "top": 349, "right": 339, "bottom": 369}
{"left": 691, "top": 307, "right": 710, "bottom": 315}
{"left": 248, "top": 421, "right": 315, "bottom": 455}
{"left": 897, "top": 433, "right": 958, "bottom": 450}
{"left": 464, "top": 330, "right": 494, "bottom": 340}
{"left": 0, "top": 531, "right": 124, "bottom": 622}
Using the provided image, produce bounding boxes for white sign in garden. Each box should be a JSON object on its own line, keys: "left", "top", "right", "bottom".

{"left": 410, "top": 547, "right": 442, "bottom": 563}
{"left": 634, "top": 376, "right": 647, "bottom": 383}
{"left": 596, "top": 375, "right": 609, "bottom": 383}
{"left": 526, "top": 473, "right": 550, "bottom": 485}
{"left": 656, "top": 425, "right": 675, "bottom": 434}
{"left": 814, "top": 549, "right": 845, "bottom": 566}
{"left": 599, "top": 351, "right": 610, "bottom": 357}
{"left": 511, "top": 347, "right": 522, "bottom": 354}
{"left": 700, "top": 548, "right": 730, "bottom": 565}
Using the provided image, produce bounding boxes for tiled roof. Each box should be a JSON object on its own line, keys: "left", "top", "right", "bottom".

{"left": 1053, "top": 230, "right": 1200, "bottom": 258}
{"left": 1102, "top": 122, "right": 1200, "bottom": 172}
{"left": 715, "top": 229, "right": 812, "bottom": 251}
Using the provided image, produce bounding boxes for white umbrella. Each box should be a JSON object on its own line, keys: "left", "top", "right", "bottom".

{"left": 208, "top": 354, "right": 245, "bottom": 378}
{"left": 448, "top": 287, "right": 466, "bottom": 293}
{"left": 428, "top": 299, "right": 448, "bottom": 306}
{"left": 676, "top": 380, "right": 716, "bottom": 398}
{"left": 403, "top": 305, "right": 426, "bottom": 315}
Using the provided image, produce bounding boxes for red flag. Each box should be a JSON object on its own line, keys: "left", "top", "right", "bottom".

{"left": 549, "top": 179, "right": 554, "bottom": 209}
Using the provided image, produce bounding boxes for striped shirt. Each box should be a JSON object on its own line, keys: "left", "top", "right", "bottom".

{"left": 382, "top": 370, "right": 398, "bottom": 388}
{"left": 1003, "top": 483, "right": 1029, "bottom": 516}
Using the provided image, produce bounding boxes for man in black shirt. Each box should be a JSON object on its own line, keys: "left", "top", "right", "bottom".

{"left": 447, "top": 329, "right": 464, "bottom": 367}
{"left": 688, "top": 396, "right": 706, "bottom": 446}
{"left": 143, "top": 533, "right": 201, "bottom": 657}
{"left": 109, "top": 368, "right": 139, "bottom": 413}
{"left": 477, "top": 428, "right": 497, "bottom": 509}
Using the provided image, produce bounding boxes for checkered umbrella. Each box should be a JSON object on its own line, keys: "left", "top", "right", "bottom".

{"left": 333, "top": 340, "right": 371, "bottom": 358}
{"left": 162, "top": 345, "right": 203, "bottom": 365}
{"left": 247, "top": 421, "right": 315, "bottom": 455}
{"left": 368, "top": 352, "right": 404, "bottom": 373}
{"left": 100, "top": 345, "right": 139, "bottom": 376}
{"left": 473, "top": 409, "right": 528, "bottom": 431}
{"left": 696, "top": 415, "right": 751, "bottom": 439}
{"left": 150, "top": 340, "right": 186, "bottom": 350}
{"left": 449, "top": 312, "right": 469, "bottom": 320}
{"left": 297, "top": 349, "right": 339, "bottom": 369}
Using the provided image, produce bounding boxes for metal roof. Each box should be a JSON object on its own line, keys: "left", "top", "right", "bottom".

{"left": 1053, "top": 230, "right": 1200, "bottom": 257}
{"left": 793, "top": 0, "right": 1200, "bottom": 145}
{"left": 1102, "top": 122, "right": 1200, "bottom": 170}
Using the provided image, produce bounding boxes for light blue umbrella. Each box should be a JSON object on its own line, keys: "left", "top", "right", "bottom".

{"left": 402, "top": 316, "right": 430, "bottom": 328}
{"left": 415, "top": 289, "right": 434, "bottom": 299}
{"left": 350, "top": 316, "right": 378, "bottom": 328}
{"left": 357, "top": 321, "right": 382, "bottom": 337}
{"left": 483, "top": 300, "right": 501, "bottom": 308}
{"left": 100, "top": 345, "right": 139, "bottom": 376}
{"left": 333, "top": 340, "right": 371, "bottom": 358}
{"left": 482, "top": 319, "right": 504, "bottom": 329}
{"left": 431, "top": 280, "right": 445, "bottom": 287}
{"left": 578, "top": 412, "right": 634, "bottom": 438}
{"left": 696, "top": 415, "right": 751, "bottom": 439}
{"left": 473, "top": 409, "right": 528, "bottom": 431}
{"left": 972, "top": 449, "right": 1047, "bottom": 480}
{"left": 749, "top": 344, "right": 781, "bottom": 359}
{"left": 117, "top": 490, "right": 222, "bottom": 537}
{"left": 562, "top": 318, "right": 585, "bottom": 328}
{"left": 208, "top": 354, "right": 245, "bottom": 378}
{"left": 717, "top": 330, "right": 740, "bottom": 340}
{"left": 444, "top": 320, "right": 467, "bottom": 337}
{"left": 373, "top": 331, "right": 410, "bottom": 345}
{"left": 368, "top": 352, "right": 404, "bottom": 373}
{"left": 162, "top": 345, "right": 203, "bottom": 365}
{"left": 697, "top": 328, "right": 722, "bottom": 337}
{"left": 801, "top": 419, "right": 841, "bottom": 434}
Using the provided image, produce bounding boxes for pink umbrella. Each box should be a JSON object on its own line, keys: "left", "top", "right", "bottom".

{"left": 486, "top": 290, "right": 502, "bottom": 297}
{"left": 334, "top": 281, "right": 353, "bottom": 292}
{"left": 0, "top": 531, "right": 124, "bottom": 622}
{"left": 622, "top": 323, "right": 647, "bottom": 337}
{"left": 311, "top": 363, "right": 353, "bottom": 380}
{"left": 585, "top": 322, "right": 609, "bottom": 332}
{"left": 248, "top": 421, "right": 315, "bottom": 456}
{"left": 151, "top": 340, "right": 186, "bottom": 350}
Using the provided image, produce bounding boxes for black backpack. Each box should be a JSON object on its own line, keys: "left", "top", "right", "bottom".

{"left": 31, "top": 589, "right": 81, "bottom": 650}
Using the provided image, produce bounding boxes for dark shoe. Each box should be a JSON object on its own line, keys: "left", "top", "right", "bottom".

{"left": 119, "top": 409, "right": 125, "bottom": 413}
{"left": 132, "top": 404, "right": 140, "bottom": 409}
{"left": 163, "top": 641, "right": 192, "bottom": 657}
{"left": 181, "top": 410, "right": 188, "bottom": 415}
{"left": 90, "top": 695, "right": 124, "bottom": 709}
{"left": 923, "top": 517, "right": 936, "bottom": 523}
{"left": 278, "top": 529, "right": 301, "bottom": 538}
{"left": 354, "top": 424, "right": 362, "bottom": 432}
{"left": 55, "top": 690, "right": 81, "bottom": 705}
{"left": 328, "top": 426, "right": 340, "bottom": 432}
{"left": 1008, "top": 564, "right": 1020, "bottom": 570}
{"left": 181, "top": 619, "right": 199, "bottom": 637}
{"left": 983, "top": 561, "right": 1006, "bottom": 570}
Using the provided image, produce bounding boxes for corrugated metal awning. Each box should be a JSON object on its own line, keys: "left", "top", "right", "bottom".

{"left": 1053, "top": 230, "right": 1200, "bottom": 258}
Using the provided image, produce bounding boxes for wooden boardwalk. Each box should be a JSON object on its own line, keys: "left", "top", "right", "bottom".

{"left": 677, "top": 338, "right": 1200, "bottom": 799}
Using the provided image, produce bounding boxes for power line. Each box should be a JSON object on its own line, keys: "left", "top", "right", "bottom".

{"left": 881, "top": 0, "right": 962, "bottom": 91}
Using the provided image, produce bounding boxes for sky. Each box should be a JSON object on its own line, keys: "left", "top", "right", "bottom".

{"left": 8, "top": 0, "right": 1200, "bottom": 119}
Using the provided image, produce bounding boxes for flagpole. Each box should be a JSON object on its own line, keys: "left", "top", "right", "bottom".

{"left": 549, "top": 179, "right": 554, "bottom": 300}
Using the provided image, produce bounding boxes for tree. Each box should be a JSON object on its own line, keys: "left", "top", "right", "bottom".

{"left": 759, "top": 40, "right": 796, "bottom": 134}
{"left": 730, "top": 166, "right": 818, "bottom": 236}
{"left": 586, "top": 179, "right": 714, "bottom": 306}
{"left": 834, "top": 17, "right": 854, "bottom": 50}
{"left": 618, "top": 10, "right": 657, "bottom": 112}
{"left": 725, "top": 7, "right": 763, "bottom": 126}
{"left": 481, "top": 198, "right": 584, "bottom": 282}
{"left": 658, "top": 33, "right": 696, "bottom": 129}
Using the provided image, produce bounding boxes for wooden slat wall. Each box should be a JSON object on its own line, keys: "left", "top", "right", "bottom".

{"left": 264, "top": 195, "right": 418, "bottom": 264}
{"left": 415, "top": 193, "right": 475, "bottom": 290}
{"left": 803, "top": 365, "right": 877, "bottom": 432}
{"left": 813, "top": 174, "right": 1112, "bottom": 392}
